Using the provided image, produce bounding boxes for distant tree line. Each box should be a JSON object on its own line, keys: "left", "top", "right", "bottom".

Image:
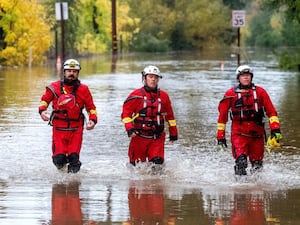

{"left": 0, "top": 0, "right": 299, "bottom": 69}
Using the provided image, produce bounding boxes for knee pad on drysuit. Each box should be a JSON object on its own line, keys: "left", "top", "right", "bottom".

{"left": 53, "top": 154, "right": 68, "bottom": 169}
{"left": 234, "top": 154, "right": 248, "bottom": 176}
{"left": 67, "top": 153, "right": 81, "bottom": 173}
{"left": 149, "top": 156, "right": 164, "bottom": 165}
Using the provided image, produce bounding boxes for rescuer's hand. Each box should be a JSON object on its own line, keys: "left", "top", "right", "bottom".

{"left": 127, "top": 128, "right": 138, "bottom": 138}
{"left": 217, "top": 138, "right": 227, "bottom": 151}
{"left": 40, "top": 111, "right": 50, "bottom": 121}
{"left": 86, "top": 120, "right": 95, "bottom": 130}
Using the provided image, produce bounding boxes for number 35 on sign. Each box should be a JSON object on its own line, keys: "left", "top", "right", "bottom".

{"left": 232, "top": 10, "right": 246, "bottom": 27}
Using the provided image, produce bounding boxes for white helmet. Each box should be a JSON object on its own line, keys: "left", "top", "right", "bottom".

{"left": 141, "top": 65, "right": 162, "bottom": 78}
{"left": 63, "top": 59, "right": 81, "bottom": 71}
{"left": 236, "top": 65, "right": 253, "bottom": 79}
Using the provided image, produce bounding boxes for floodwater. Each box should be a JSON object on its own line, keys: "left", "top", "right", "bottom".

{"left": 0, "top": 51, "right": 300, "bottom": 225}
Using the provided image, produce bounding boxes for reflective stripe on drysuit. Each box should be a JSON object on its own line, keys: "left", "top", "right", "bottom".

{"left": 217, "top": 84, "right": 280, "bottom": 162}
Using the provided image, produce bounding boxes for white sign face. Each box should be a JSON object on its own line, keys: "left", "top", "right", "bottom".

{"left": 232, "top": 10, "right": 246, "bottom": 27}
{"left": 55, "top": 2, "right": 68, "bottom": 20}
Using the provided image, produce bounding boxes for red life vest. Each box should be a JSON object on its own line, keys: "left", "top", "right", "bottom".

{"left": 133, "top": 88, "right": 164, "bottom": 138}
{"left": 48, "top": 80, "right": 83, "bottom": 129}
{"left": 230, "top": 84, "right": 264, "bottom": 125}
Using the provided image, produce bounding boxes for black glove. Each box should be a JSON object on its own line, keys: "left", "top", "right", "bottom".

{"left": 169, "top": 135, "right": 178, "bottom": 141}
{"left": 127, "top": 128, "right": 139, "bottom": 137}
{"left": 271, "top": 129, "right": 282, "bottom": 141}
{"left": 217, "top": 139, "right": 227, "bottom": 150}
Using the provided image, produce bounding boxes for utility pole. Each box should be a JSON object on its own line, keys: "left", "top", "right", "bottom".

{"left": 55, "top": 2, "right": 68, "bottom": 62}
{"left": 60, "top": 2, "right": 65, "bottom": 62}
{"left": 232, "top": 10, "right": 246, "bottom": 67}
{"left": 112, "top": 0, "right": 118, "bottom": 55}
{"left": 237, "top": 27, "right": 240, "bottom": 66}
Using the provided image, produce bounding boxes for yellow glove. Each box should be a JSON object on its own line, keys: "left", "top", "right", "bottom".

{"left": 266, "top": 130, "right": 282, "bottom": 154}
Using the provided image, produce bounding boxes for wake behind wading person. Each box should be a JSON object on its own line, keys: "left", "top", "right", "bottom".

{"left": 216, "top": 65, "right": 282, "bottom": 176}
{"left": 38, "top": 59, "right": 98, "bottom": 173}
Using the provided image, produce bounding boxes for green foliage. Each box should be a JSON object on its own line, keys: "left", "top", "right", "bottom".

{"left": 2, "top": 0, "right": 300, "bottom": 66}
{"left": 246, "top": 11, "right": 283, "bottom": 48}
{"left": 127, "top": 0, "right": 232, "bottom": 52}
{"left": 260, "top": 0, "right": 300, "bottom": 70}
{"left": 131, "top": 33, "right": 170, "bottom": 52}
{"left": 127, "top": 0, "right": 176, "bottom": 51}
{"left": 279, "top": 51, "right": 300, "bottom": 71}
{"left": 222, "top": 0, "right": 248, "bottom": 9}
{"left": 175, "top": 0, "right": 231, "bottom": 50}
{"left": 262, "top": 0, "right": 300, "bottom": 24}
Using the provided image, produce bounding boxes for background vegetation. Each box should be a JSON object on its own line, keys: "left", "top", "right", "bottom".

{"left": 0, "top": 0, "right": 299, "bottom": 69}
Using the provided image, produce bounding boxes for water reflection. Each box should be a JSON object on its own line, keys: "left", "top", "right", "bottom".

{"left": 124, "top": 180, "right": 175, "bottom": 225}
{"left": 51, "top": 181, "right": 82, "bottom": 225}
{"left": 1, "top": 51, "right": 300, "bottom": 224}
{"left": 203, "top": 192, "right": 268, "bottom": 225}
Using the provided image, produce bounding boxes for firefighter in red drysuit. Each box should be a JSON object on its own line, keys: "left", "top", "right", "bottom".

{"left": 121, "top": 65, "right": 178, "bottom": 166}
{"left": 39, "top": 59, "right": 98, "bottom": 173}
{"left": 216, "top": 65, "right": 282, "bottom": 175}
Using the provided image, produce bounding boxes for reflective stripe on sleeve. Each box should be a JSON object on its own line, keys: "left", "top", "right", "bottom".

{"left": 122, "top": 117, "right": 132, "bottom": 124}
{"left": 89, "top": 109, "right": 97, "bottom": 115}
{"left": 39, "top": 101, "right": 48, "bottom": 107}
{"left": 168, "top": 119, "right": 177, "bottom": 127}
{"left": 217, "top": 123, "right": 226, "bottom": 131}
{"left": 269, "top": 116, "right": 279, "bottom": 124}
{"left": 122, "top": 113, "right": 140, "bottom": 124}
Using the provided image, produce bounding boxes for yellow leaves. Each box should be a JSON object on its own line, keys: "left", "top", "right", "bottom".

{"left": 76, "top": 33, "right": 107, "bottom": 54}
{"left": 0, "top": 47, "right": 17, "bottom": 61}
{"left": 0, "top": 0, "right": 52, "bottom": 66}
{"left": 270, "top": 13, "right": 283, "bottom": 34}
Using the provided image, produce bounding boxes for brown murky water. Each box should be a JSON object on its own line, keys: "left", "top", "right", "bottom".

{"left": 0, "top": 51, "right": 300, "bottom": 225}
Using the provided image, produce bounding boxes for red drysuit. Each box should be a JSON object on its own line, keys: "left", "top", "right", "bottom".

{"left": 39, "top": 80, "right": 97, "bottom": 157}
{"left": 121, "top": 86, "right": 178, "bottom": 164}
{"left": 217, "top": 84, "right": 280, "bottom": 161}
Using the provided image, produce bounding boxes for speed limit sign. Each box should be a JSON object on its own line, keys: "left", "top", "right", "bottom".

{"left": 232, "top": 10, "right": 246, "bottom": 27}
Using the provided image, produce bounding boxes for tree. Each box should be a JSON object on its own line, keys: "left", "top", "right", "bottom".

{"left": 127, "top": 0, "right": 232, "bottom": 51}
{"left": 0, "top": 0, "right": 52, "bottom": 66}
{"left": 260, "top": 0, "right": 300, "bottom": 70}
{"left": 175, "top": 0, "right": 231, "bottom": 50}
